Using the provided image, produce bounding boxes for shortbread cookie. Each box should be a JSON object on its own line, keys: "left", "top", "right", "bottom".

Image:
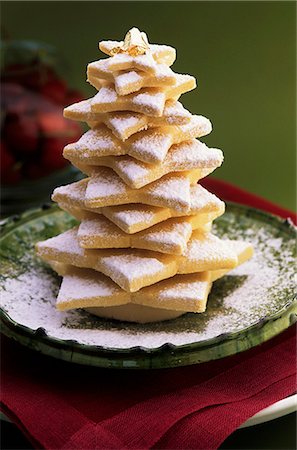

{"left": 64, "top": 99, "right": 191, "bottom": 138}
{"left": 56, "top": 267, "right": 210, "bottom": 313}
{"left": 84, "top": 167, "right": 201, "bottom": 212}
{"left": 210, "top": 239, "right": 254, "bottom": 283}
{"left": 88, "top": 72, "right": 193, "bottom": 98}
{"left": 86, "top": 304, "right": 185, "bottom": 323}
{"left": 50, "top": 265, "right": 211, "bottom": 323}
{"left": 54, "top": 240, "right": 253, "bottom": 320}
{"left": 52, "top": 179, "right": 94, "bottom": 220}
{"left": 52, "top": 180, "right": 225, "bottom": 233}
{"left": 64, "top": 116, "right": 211, "bottom": 165}
{"left": 88, "top": 100, "right": 191, "bottom": 139}
{"left": 90, "top": 75, "right": 196, "bottom": 117}
{"left": 99, "top": 40, "right": 176, "bottom": 66}
{"left": 66, "top": 139, "right": 222, "bottom": 189}
{"left": 36, "top": 228, "right": 238, "bottom": 292}
{"left": 87, "top": 61, "right": 176, "bottom": 96}
{"left": 37, "top": 229, "right": 178, "bottom": 292}
{"left": 102, "top": 194, "right": 223, "bottom": 234}
{"left": 94, "top": 51, "right": 159, "bottom": 76}
{"left": 78, "top": 212, "right": 211, "bottom": 255}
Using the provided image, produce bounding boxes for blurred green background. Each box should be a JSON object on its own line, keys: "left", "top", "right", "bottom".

{"left": 2, "top": 1, "right": 296, "bottom": 210}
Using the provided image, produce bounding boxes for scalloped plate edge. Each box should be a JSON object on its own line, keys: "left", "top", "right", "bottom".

{"left": 1, "top": 301, "right": 296, "bottom": 369}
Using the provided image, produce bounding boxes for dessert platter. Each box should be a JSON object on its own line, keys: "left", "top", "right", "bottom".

{"left": 0, "top": 29, "right": 296, "bottom": 369}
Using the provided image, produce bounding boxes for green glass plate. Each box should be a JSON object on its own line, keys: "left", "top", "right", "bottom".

{"left": 0, "top": 203, "right": 296, "bottom": 369}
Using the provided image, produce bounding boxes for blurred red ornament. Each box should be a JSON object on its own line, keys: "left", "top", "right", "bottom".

{"left": 65, "top": 89, "right": 84, "bottom": 106}
{"left": 0, "top": 141, "right": 22, "bottom": 184}
{"left": 40, "top": 78, "right": 68, "bottom": 105}
{"left": 4, "top": 64, "right": 45, "bottom": 89}
{"left": 38, "top": 110, "right": 72, "bottom": 137}
{"left": 41, "top": 138, "right": 69, "bottom": 172}
{"left": 4, "top": 114, "right": 39, "bottom": 154}
{"left": 1, "top": 40, "right": 84, "bottom": 185}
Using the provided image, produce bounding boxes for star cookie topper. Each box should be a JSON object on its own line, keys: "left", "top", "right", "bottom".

{"left": 109, "top": 27, "right": 150, "bottom": 56}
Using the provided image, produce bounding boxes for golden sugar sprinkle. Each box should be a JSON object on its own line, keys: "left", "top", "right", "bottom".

{"left": 110, "top": 28, "right": 150, "bottom": 57}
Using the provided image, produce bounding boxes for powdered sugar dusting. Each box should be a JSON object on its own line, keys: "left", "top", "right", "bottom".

{"left": 116, "top": 70, "right": 142, "bottom": 88}
{"left": 99, "top": 41, "right": 176, "bottom": 66}
{"left": 110, "top": 140, "right": 223, "bottom": 188}
{"left": 64, "top": 99, "right": 92, "bottom": 117}
{"left": 88, "top": 59, "right": 110, "bottom": 75}
{"left": 78, "top": 215, "right": 125, "bottom": 241}
{"left": 107, "top": 52, "right": 157, "bottom": 74}
{"left": 163, "top": 100, "right": 190, "bottom": 119}
{"left": 158, "top": 276, "right": 209, "bottom": 301}
{"left": 37, "top": 228, "right": 82, "bottom": 255}
{"left": 65, "top": 127, "right": 120, "bottom": 154}
{"left": 84, "top": 168, "right": 195, "bottom": 212}
{"left": 106, "top": 204, "right": 163, "bottom": 228}
{"left": 108, "top": 113, "right": 142, "bottom": 136}
{"left": 183, "top": 231, "right": 236, "bottom": 262}
{"left": 148, "top": 174, "right": 191, "bottom": 212}
{"left": 132, "top": 91, "right": 165, "bottom": 116}
{"left": 130, "top": 130, "right": 172, "bottom": 162}
{"left": 101, "top": 252, "right": 166, "bottom": 284}
{"left": 141, "top": 220, "right": 192, "bottom": 250}
{"left": 52, "top": 179, "right": 87, "bottom": 204}
{"left": 86, "top": 168, "right": 127, "bottom": 201}
{"left": 57, "top": 270, "right": 120, "bottom": 305}
{"left": 190, "top": 185, "right": 224, "bottom": 211}
{"left": 105, "top": 105, "right": 189, "bottom": 141}
{"left": 168, "top": 140, "right": 223, "bottom": 168}
{"left": 115, "top": 157, "right": 151, "bottom": 182}
{"left": 112, "top": 65, "right": 175, "bottom": 95}
{"left": 181, "top": 115, "right": 212, "bottom": 136}
{"left": 93, "top": 86, "right": 117, "bottom": 104}
{"left": 91, "top": 84, "right": 168, "bottom": 116}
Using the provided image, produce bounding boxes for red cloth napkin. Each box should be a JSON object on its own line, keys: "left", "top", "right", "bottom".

{"left": 1, "top": 180, "right": 296, "bottom": 450}
{"left": 202, "top": 177, "right": 296, "bottom": 224}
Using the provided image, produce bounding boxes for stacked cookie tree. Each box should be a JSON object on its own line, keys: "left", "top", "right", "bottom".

{"left": 37, "top": 28, "right": 253, "bottom": 323}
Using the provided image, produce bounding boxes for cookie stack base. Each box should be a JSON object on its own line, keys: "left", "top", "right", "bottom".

{"left": 86, "top": 304, "right": 184, "bottom": 323}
